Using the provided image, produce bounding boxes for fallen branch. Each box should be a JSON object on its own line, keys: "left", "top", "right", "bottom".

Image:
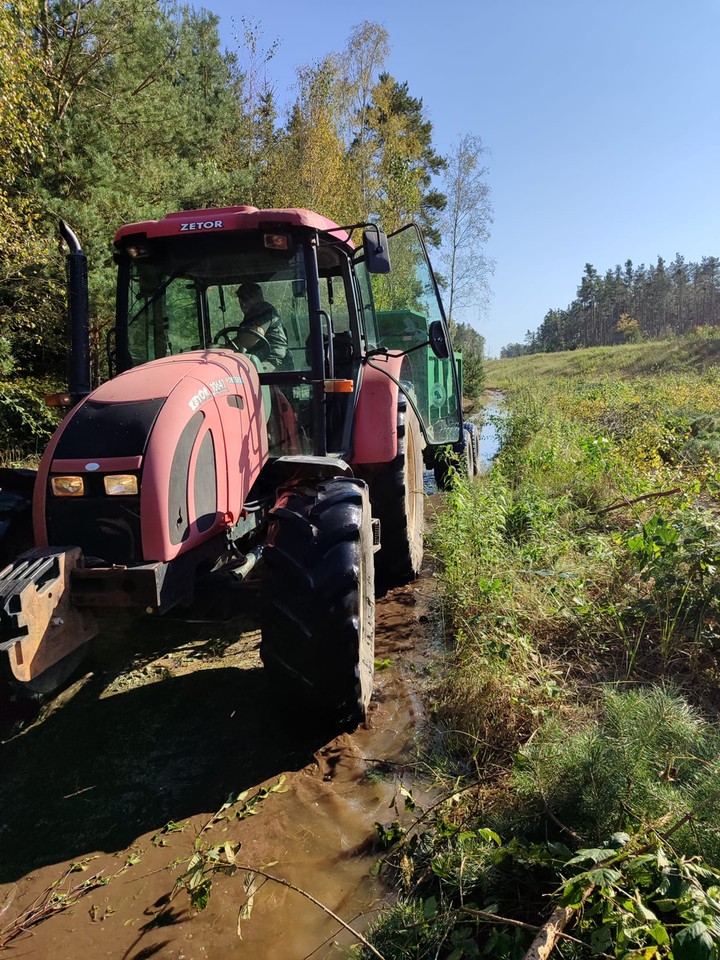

{"left": 461, "top": 907, "right": 584, "bottom": 946}
{"left": 542, "top": 803, "right": 584, "bottom": 845}
{"left": 592, "top": 488, "right": 682, "bottom": 517}
{"left": 0, "top": 864, "right": 110, "bottom": 949}
{"left": 235, "top": 864, "right": 386, "bottom": 960}
{"left": 520, "top": 809, "right": 707, "bottom": 960}
{"left": 521, "top": 887, "right": 594, "bottom": 960}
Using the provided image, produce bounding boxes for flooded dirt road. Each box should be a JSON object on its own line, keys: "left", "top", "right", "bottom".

{"left": 0, "top": 532, "right": 443, "bottom": 959}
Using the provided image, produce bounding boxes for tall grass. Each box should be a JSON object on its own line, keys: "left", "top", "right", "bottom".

{"left": 365, "top": 353, "right": 720, "bottom": 958}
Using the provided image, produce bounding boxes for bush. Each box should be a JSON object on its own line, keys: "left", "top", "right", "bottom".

{"left": 0, "top": 379, "right": 61, "bottom": 464}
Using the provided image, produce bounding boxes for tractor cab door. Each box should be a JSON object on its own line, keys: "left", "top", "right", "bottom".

{"left": 366, "top": 224, "right": 463, "bottom": 448}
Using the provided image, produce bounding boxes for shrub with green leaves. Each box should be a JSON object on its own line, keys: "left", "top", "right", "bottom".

{"left": 0, "top": 379, "right": 60, "bottom": 463}
{"left": 381, "top": 357, "right": 720, "bottom": 960}
{"left": 365, "top": 690, "right": 720, "bottom": 959}
{"left": 560, "top": 836, "right": 720, "bottom": 960}
{"left": 624, "top": 505, "right": 720, "bottom": 656}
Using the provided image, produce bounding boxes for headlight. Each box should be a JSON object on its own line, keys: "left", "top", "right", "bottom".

{"left": 51, "top": 476, "right": 84, "bottom": 497}
{"left": 104, "top": 475, "right": 139, "bottom": 496}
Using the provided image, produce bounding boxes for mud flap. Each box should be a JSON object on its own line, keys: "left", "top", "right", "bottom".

{"left": 0, "top": 547, "right": 97, "bottom": 684}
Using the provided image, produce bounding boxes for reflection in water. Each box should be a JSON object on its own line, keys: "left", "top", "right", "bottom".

{"left": 476, "top": 394, "right": 505, "bottom": 471}
{"left": 423, "top": 393, "right": 505, "bottom": 492}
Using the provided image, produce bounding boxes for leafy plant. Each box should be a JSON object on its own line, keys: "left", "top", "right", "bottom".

{"left": 386, "top": 355, "right": 720, "bottom": 959}
{"left": 0, "top": 858, "right": 119, "bottom": 948}
{"left": 173, "top": 839, "right": 240, "bottom": 911}
{"left": 171, "top": 777, "right": 288, "bottom": 912}
{"left": 625, "top": 506, "right": 720, "bottom": 657}
{"left": 0, "top": 378, "right": 61, "bottom": 462}
{"left": 560, "top": 834, "right": 720, "bottom": 959}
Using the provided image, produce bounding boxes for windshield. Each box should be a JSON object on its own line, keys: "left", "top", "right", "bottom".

{"left": 120, "top": 234, "right": 313, "bottom": 373}
{"left": 116, "top": 231, "right": 366, "bottom": 459}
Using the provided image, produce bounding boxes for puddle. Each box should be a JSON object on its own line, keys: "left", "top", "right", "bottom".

{"left": 0, "top": 551, "right": 442, "bottom": 959}
{"left": 476, "top": 391, "right": 506, "bottom": 471}
{"left": 422, "top": 392, "right": 505, "bottom": 494}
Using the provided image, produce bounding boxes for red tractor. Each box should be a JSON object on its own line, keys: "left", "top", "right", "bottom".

{"left": 0, "top": 206, "right": 465, "bottom": 727}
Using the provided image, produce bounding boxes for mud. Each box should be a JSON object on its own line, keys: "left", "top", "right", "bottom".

{"left": 0, "top": 548, "right": 443, "bottom": 959}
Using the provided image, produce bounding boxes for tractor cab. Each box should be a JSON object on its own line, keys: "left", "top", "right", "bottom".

{"left": 111, "top": 206, "right": 463, "bottom": 464}
{"left": 113, "top": 207, "right": 379, "bottom": 461}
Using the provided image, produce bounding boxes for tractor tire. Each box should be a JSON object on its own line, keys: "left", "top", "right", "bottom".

{"left": 471, "top": 424, "right": 481, "bottom": 475}
{"left": 260, "top": 477, "right": 375, "bottom": 729}
{"left": 433, "top": 456, "right": 452, "bottom": 491}
{"left": 370, "top": 400, "right": 425, "bottom": 590}
{"left": 433, "top": 427, "right": 474, "bottom": 490}
{"left": 464, "top": 427, "right": 474, "bottom": 477}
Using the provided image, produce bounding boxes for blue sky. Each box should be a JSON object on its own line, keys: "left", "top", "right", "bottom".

{"left": 207, "top": 0, "right": 720, "bottom": 357}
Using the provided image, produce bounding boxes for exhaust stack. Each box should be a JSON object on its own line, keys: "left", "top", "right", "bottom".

{"left": 59, "top": 220, "right": 91, "bottom": 402}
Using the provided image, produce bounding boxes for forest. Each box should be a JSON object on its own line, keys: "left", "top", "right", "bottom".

{"left": 501, "top": 254, "right": 720, "bottom": 357}
{"left": 1, "top": 0, "right": 491, "bottom": 410}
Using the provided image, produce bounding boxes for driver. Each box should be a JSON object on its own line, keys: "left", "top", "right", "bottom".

{"left": 235, "top": 282, "right": 289, "bottom": 371}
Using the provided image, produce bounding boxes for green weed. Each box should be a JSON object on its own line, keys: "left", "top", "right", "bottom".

{"left": 0, "top": 378, "right": 61, "bottom": 462}
{"left": 365, "top": 690, "right": 720, "bottom": 959}
{"left": 379, "top": 349, "right": 720, "bottom": 958}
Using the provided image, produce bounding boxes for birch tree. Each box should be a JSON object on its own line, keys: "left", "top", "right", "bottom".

{"left": 438, "top": 133, "right": 493, "bottom": 321}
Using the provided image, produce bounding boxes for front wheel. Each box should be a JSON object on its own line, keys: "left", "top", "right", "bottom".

{"left": 260, "top": 478, "right": 375, "bottom": 729}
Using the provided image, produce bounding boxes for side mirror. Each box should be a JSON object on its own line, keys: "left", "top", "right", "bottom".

{"left": 428, "top": 320, "right": 450, "bottom": 360}
{"left": 363, "top": 228, "right": 391, "bottom": 274}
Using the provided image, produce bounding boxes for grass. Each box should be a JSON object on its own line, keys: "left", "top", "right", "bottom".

{"left": 485, "top": 336, "right": 720, "bottom": 387}
{"left": 364, "top": 345, "right": 720, "bottom": 959}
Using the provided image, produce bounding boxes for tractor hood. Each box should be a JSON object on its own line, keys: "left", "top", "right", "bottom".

{"left": 33, "top": 351, "right": 268, "bottom": 564}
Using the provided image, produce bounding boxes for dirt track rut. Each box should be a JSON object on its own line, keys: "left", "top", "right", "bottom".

{"left": 0, "top": 550, "right": 441, "bottom": 959}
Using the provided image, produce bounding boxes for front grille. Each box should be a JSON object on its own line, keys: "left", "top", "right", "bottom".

{"left": 46, "top": 497, "right": 142, "bottom": 565}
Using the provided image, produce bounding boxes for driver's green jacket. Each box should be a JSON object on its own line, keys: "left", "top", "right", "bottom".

{"left": 241, "top": 301, "right": 289, "bottom": 370}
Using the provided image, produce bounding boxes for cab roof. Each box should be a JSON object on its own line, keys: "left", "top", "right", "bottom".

{"left": 113, "top": 206, "right": 354, "bottom": 249}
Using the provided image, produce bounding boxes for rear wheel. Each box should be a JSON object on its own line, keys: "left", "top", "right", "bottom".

{"left": 471, "top": 424, "right": 481, "bottom": 475}
{"left": 260, "top": 478, "right": 375, "bottom": 729}
{"left": 463, "top": 427, "right": 474, "bottom": 476}
{"left": 433, "top": 427, "right": 474, "bottom": 489}
{"left": 370, "top": 399, "right": 425, "bottom": 590}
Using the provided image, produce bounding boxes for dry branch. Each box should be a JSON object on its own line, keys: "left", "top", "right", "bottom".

{"left": 592, "top": 488, "right": 682, "bottom": 517}
{"left": 0, "top": 866, "right": 109, "bottom": 949}
{"left": 521, "top": 887, "right": 593, "bottom": 960}
{"left": 461, "top": 907, "right": 584, "bottom": 945}
{"left": 235, "top": 865, "right": 386, "bottom": 960}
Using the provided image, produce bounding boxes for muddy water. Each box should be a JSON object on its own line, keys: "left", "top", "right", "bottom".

{"left": 0, "top": 555, "right": 441, "bottom": 959}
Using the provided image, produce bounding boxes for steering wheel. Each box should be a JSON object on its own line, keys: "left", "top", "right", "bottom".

{"left": 213, "top": 325, "right": 242, "bottom": 347}
{"left": 213, "top": 326, "right": 271, "bottom": 360}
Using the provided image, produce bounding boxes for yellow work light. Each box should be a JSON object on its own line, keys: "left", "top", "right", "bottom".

{"left": 104, "top": 475, "right": 139, "bottom": 496}
{"left": 51, "top": 476, "right": 84, "bottom": 497}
